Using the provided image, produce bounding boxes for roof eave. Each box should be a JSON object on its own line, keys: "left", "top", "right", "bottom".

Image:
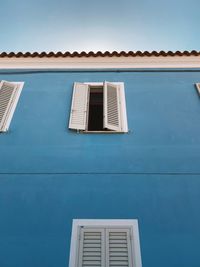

{"left": 0, "top": 51, "right": 200, "bottom": 69}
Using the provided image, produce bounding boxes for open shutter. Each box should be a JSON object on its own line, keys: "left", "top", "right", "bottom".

{"left": 78, "top": 227, "right": 105, "bottom": 267}
{"left": 0, "top": 81, "right": 18, "bottom": 132}
{"left": 196, "top": 83, "right": 200, "bottom": 95}
{"left": 106, "top": 228, "right": 133, "bottom": 267}
{"left": 69, "top": 83, "right": 89, "bottom": 130}
{"left": 103, "top": 82, "right": 121, "bottom": 131}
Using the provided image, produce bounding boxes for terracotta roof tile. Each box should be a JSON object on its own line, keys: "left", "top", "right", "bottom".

{"left": 0, "top": 51, "right": 200, "bottom": 58}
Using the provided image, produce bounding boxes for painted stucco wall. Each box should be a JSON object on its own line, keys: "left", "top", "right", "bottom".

{"left": 0, "top": 70, "right": 200, "bottom": 267}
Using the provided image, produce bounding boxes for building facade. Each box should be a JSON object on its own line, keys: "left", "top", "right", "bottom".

{"left": 0, "top": 51, "right": 200, "bottom": 267}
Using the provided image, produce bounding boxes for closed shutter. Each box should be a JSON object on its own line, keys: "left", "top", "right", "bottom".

{"left": 103, "top": 82, "right": 121, "bottom": 131}
{"left": 106, "top": 228, "right": 132, "bottom": 267}
{"left": 0, "top": 81, "right": 18, "bottom": 132}
{"left": 69, "top": 83, "right": 89, "bottom": 130}
{"left": 78, "top": 227, "right": 105, "bottom": 267}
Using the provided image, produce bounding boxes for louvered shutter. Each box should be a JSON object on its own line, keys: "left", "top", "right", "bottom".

{"left": 69, "top": 83, "right": 89, "bottom": 130}
{"left": 0, "top": 81, "right": 18, "bottom": 132}
{"left": 103, "top": 82, "right": 122, "bottom": 131}
{"left": 78, "top": 227, "right": 105, "bottom": 267}
{"left": 106, "top": 228, "right": 133, "bottom": 267}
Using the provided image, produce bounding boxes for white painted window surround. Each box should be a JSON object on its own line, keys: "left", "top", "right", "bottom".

{"left": 69, "top": 219, "right": 142, "bottom": 267}
{"left": 68, "top": 82, "right": 128, "bottom": 133}
{"left": 0, "top": 80, "right": 24, "bottom": 132}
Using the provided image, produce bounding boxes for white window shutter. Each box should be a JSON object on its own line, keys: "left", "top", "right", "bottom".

{"left": 0, "top": 81, "right": 19, "bottom": 132}
{"left": 196, "top": 83, "right": 200, "bottom": 95}
{"left": 78, "top": 227, "right": 105, "bottom": 267}
{"left": 106, "top": 228, "right": 133, "bottom": 267}
{"left": 103, "top": 82, "right": 122, "bottom": 131}
{"left": 69, "top": 83, "right": 89, "bottom": 130}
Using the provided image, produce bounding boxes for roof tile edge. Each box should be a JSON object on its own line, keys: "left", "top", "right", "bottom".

{"left": 0, "top": 51, "right": 200, "bottom": 58}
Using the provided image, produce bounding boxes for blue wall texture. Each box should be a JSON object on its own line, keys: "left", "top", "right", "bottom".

{"left": 0, "top": 70, "right": 200, "bottom": 267}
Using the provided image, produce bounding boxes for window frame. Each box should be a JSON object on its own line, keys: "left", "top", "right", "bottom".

{"left": 0, "top": 80, "right": 24, "bottom": 132}
{"left": 69, "top": 219, "right": 142, "bottom": 267}
{"left": 69, "top": 82, "right": 128, "bottom": 133}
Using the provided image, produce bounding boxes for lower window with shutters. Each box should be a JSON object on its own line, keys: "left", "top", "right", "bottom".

{"left": 68, "top": 82, "right": 128, "bottom": 133}
{"left": 69, "top": 219, "right": 142, "bottom": 267}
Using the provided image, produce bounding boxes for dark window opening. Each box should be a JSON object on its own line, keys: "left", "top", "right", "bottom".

{"left": 88, "top": 87, "right": 104, "bottom": 131}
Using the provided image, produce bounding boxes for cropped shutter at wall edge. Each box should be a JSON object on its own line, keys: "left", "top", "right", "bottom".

{"left": 0, "top": 80, "right": 19, "bottom": 132}
{"left": 78, "top": 227, "right": 105, "bottom": 267}
{"left": 103, "top": 82, "right": 122, "bottom": 131}
{"left": 69, "top": 83, "right": 89, "bottom": 130}
{"left": 106, "top": 228, "right": 133, "bottom": 267}
{"left": 195, "top": 83, "right": 200, "bottom": 95}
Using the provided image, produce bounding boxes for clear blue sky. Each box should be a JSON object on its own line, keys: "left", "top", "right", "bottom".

{"left": 1, "top": 0, "right": 200, "bottom": 52}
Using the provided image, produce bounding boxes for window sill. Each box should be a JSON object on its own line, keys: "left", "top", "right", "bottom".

{"left": 80, "top": 130, "right": 126, "bottom": 134}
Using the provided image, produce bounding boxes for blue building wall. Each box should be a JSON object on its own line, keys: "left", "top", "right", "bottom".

{"left": 0, "top": 70, "right": 200, "bottom": 267}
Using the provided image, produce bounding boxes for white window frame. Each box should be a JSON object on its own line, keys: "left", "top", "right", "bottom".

{"left": 69, "top": 82, "right": 128, "bottom": 133}
{"left": 69, "top": 219, "right": 142, "bottom": 267}
{"left": 0, "top": 81, "right": 24, "bottom": 132}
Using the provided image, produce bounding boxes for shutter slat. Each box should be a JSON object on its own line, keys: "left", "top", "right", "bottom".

{"left": 69, "top": 83, "right": 89, "bottom": 130}
{"left": 103, "top": 82, "right": 121, "bottom": 131}
{"left": 110, "top": 243, "right": 127, "bottom": 248}
{"left": 83, "top": 259, "right": 102, "bottom": 262}
{"left": 83, "top": 244, "right": 101, "bottom": 248}
{"left": 109, "top": 240, "right": 128, "bottom": 244}
{"left": 110, "top": 257, "right": 128, "bottom": 261}
{"left": 109, "top": 248, "right": 128, "bottom": 252}
{"left": 83, "top": 249, "right": 101, "bottom": 252}
{"left": 110, "top": 252, "right": 128, "bottom": 256}
{"left": 83, "top": 252, "right": 101, "bottom": 256}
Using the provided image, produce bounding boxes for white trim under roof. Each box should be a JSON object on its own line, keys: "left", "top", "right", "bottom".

{"left": 0, "top": 55, "right": 200, "bottom": 69}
